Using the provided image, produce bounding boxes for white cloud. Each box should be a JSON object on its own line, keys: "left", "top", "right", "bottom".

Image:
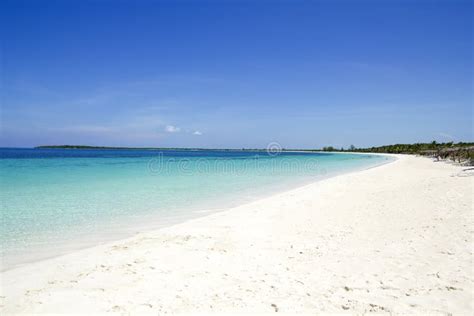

{"left": 438, "top": 132, "right": 455, "bottom": 141}
{"left": 193, "top": 130, "right": 203, "bottom": 135}
{"left": 165, "top": 125, "right": 181, "bottom": 133}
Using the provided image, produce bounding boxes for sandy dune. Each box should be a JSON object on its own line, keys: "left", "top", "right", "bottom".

{"left": 1, "top": 155, "right": 472, "bottom": 314}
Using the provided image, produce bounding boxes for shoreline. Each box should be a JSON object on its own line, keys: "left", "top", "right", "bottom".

{"left": 1, "top": 154, "right": 472, "bottom": 314}
{"left": 1, "top": 152, "right": 393, "bottom": 272}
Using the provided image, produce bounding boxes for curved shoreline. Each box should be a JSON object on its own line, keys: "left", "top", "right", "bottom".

{"left": 1, "top": 152, "right": 393, "bottom": 272}
{"left": 1, "top": 154, "right": 472, "bottom": 314}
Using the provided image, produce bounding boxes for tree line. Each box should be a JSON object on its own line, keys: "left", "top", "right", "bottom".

{"left": 317, "top": 141, "right": 474, "bottom": 165}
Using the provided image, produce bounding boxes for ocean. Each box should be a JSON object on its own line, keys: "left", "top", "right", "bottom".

{"left": 0, "top": 148, "right": 392, "bottom": 269}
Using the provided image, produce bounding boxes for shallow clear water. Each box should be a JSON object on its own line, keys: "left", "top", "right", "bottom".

{"left": 0, "top": 148, "right": 392, "bottom": 269}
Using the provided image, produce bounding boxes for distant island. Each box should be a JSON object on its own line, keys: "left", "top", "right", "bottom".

{"left": 35, "top": 145, "right": 270, "bottom": 152}
{"left": 36, "top": 142, "right": 473, "bottom": 165}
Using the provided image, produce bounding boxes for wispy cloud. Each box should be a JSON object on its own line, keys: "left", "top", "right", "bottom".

{"left": 49, "top": 125, "right": 115, "bottom": 133}
{"left": 193, "top": 130, "right": 203, "bottom": 135}
{"left": 165, "top": 125, "right": 181, "bottom": 133}
{"left": 437, "top": 132, "right": 455, "bottom": 141}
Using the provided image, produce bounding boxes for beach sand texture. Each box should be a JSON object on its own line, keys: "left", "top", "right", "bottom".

{"left": 1, "top": 155, "right": 472, "bottom": 314}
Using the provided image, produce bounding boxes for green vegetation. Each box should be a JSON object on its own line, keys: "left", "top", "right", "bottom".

{"left": 318, "top": 141, "right": 474, "bottom": 165}
{"left": 353, "top": 141, "right": 473, "bottom": 154}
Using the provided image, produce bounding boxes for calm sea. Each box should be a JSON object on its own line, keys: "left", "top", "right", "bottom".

{"left": 0, "top": 148, "right": 392, "bottom": 269}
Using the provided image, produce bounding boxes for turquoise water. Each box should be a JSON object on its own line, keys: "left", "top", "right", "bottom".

{"left": 0, "top": 148, "right": 392, "bottom": 269}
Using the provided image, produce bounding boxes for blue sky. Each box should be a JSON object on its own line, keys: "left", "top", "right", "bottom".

{"left": 1, "top": 0, "right": 472, "bottom": 149}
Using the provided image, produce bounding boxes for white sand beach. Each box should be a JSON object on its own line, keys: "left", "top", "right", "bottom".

{"left": 1, "top": 154, "right": 472, "bottom": 314}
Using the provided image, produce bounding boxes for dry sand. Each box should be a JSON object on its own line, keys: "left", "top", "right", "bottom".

{"left": 1, "top": 154, "right": 472, "bottom": 314}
